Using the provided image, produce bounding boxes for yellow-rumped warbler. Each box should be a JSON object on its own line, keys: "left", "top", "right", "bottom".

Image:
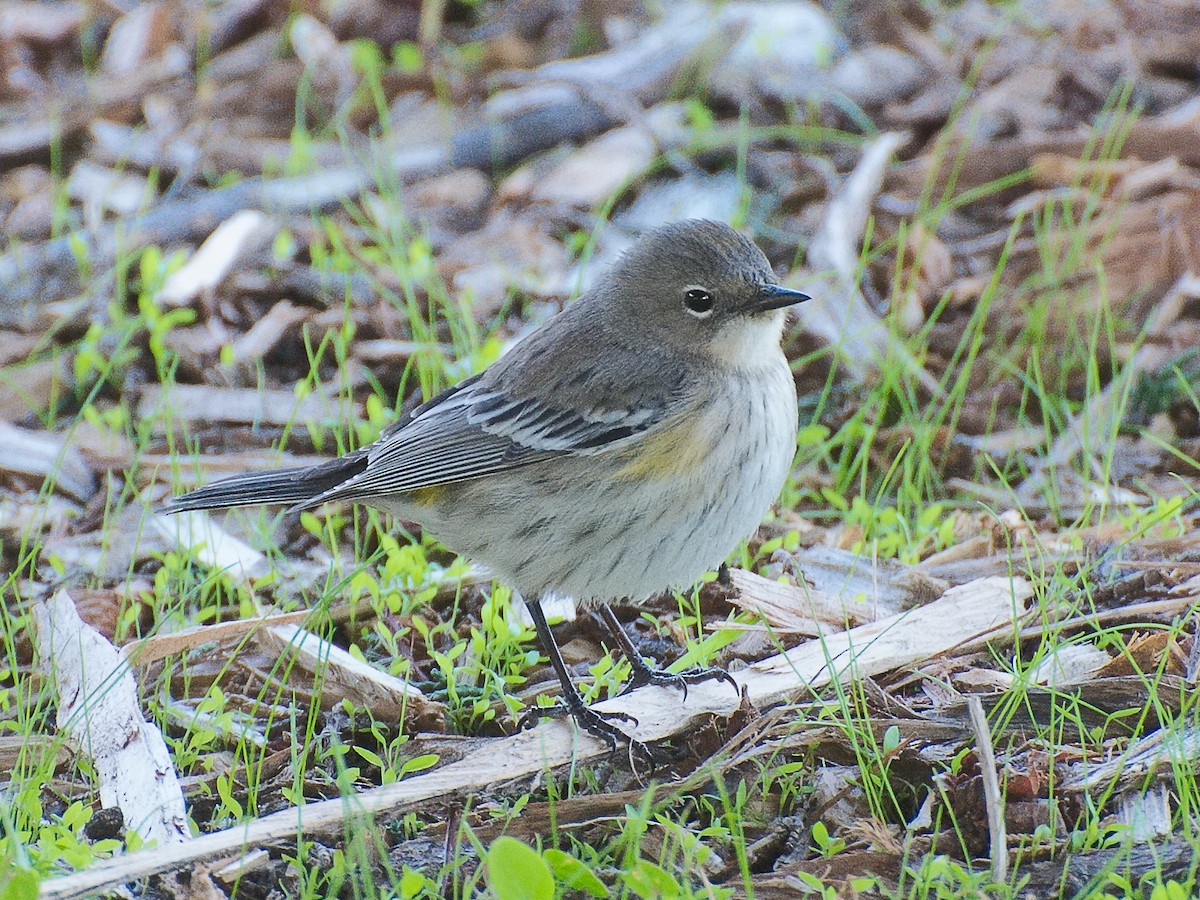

{"left": 165, "top": 219, "right": 808, "bottom": 747}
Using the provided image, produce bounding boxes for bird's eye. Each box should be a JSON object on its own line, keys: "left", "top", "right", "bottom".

{"left": 683, "top": 288, "right": 714, "bottom": 317}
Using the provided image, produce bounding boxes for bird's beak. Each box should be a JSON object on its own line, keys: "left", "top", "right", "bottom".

{"left": 747, "top": 283, "right": 811, "bottom": 313}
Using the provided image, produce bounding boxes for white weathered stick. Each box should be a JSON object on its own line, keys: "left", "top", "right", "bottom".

{"left": 156, "top": 210, "right": 276, "bottom": 308}
{"left": 33, "top": 590, "right": 189, "bottom": 849}
{"left": 726, "top": 567, "right": 877, "bottom": 633}
{"left": 967, "top": 695, "right": 1008, "bottom": 884}
{"left": 151, "top": 509, "right": 270, "bottom": 583}
{"left": 39, "top": 575, "right": 1030, "bottom": 899}
{"left": 121, "top": 610, "right": 312, "bottom": 667}
{"left": 139, "top": 383, "right": 360, "bottom": 431}
{"left": 259, "top": 624, "right": 435, "bottom": 720}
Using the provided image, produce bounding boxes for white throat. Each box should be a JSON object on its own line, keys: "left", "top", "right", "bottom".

{"left": 708, "top": 312, "right": 786, "bottom": 369}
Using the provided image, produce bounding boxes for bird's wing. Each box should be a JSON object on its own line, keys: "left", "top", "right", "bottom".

{"left": 295, "top": 347, "right": 686, "bottom": 509}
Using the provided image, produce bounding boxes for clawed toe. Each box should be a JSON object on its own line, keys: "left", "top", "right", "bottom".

{"left": 518, "top": 701, "right": 636, "bottom": 735}
{"left": 519, "top": 699, "right": 653, "bottom": 767}
{"left": 621, "top": 663, "right": 739, "bottom": 703}
{"left": 597, "top": 606, "right": 738, "bottom": 703}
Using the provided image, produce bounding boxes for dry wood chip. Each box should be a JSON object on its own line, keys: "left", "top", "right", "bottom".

{"left": 0, "top": 1, "right": 84, "bottom": 44}
{"left": 88, "top": 119, "right": 201, "bottom": 176}
{"left": 1116, "top": 156, "right": 1200, "bottom": 201}
{"left": 0, "top": 421, "right": 95, "bottom": 502}
{"left": 826, "top": 44, "right": 927, "bottom": 108}
{"left": 950, "top": 668, "right": 1014, "bottom": 693}
{"left": 0, "top": 733, "right": 75, "bottom": 771}
{"left": 1093, "top": 631, "right": 1186, "bottom": 679}
{"left": 69, "top": 418, "right": 137, "bottom": 470}
{"left": 0, "top": 326, "right": 38, "bottom": 366}
{"left": 289, "top": 14, "right": 355, "bottom": 105}
{"left": 505, "top": 124, "right": 658, "bottom": 209}
{"left": 1116, "top": 784, "right": 1174, "bottom": 843}
{"left": 99, "top": 2, "right": 175, "bottom": 77}
{"left": 33, "top": 589, "right": 189, "bottom": 847}
{"left": 3, "top": 172, "right": 54, "bottom": 239}
{"left": 211, "top": 849, "right": 272, "bottom": 884}
{"left": 1026, "top": 642, "right": 1113, "bottom": 687}
{"left": 917, "top": 535, "right": 993, "bottom": 570}
{"left": 954, "top": 426, "right": 1049, "bottom": 457}
{"left": 229, "top": 299, "right": 310, "bottom": 363}
{"left": 152, "top": 508, "right": 270, "bottom": 583}
{"left": 258, "top": 624, "right": 438, "bottom": 723}
{"left": 138, "top": 383, "right": 360, "bottom": 430}
{"left": 751, "top": 576, "right": 1033, "bottom": 687}
{"left": 725, "top": 567, "right": 875, "bottom": 633}
{"left": 1061, "top": 720, "right": 1200, "bottom": 795}
{"left": 65, "top": 160, "right": 154, "bottom": 227}
{"left": 967, "top": 694, "right": 1008, "bottom": 884}
{"left": 1171, "top": 572, "right": 1200, "bottom": 597}
{"left": 1030, "top": 153, "right": 1144, "bottom": 192}
{"left": 407, "top": 169, "right": 491, "bottom": 219}
{"left": 0, "top": 492, "right": 78, "bottom": 537}
{"left": 156, "top": 209, "right": 277, "bottom": 308}
{"left": 767, "top": 545, "right": 923, "bottom": 618}
{"left": 1016, "top": 596, "right": 1200, "bottom": 644}
{"left": 121, "top": 610, "right": 313, "bottom": 667}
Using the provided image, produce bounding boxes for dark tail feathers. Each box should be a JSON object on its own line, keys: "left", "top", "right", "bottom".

{"left": 161, "top": 455, "right": 367, "bottom": 514}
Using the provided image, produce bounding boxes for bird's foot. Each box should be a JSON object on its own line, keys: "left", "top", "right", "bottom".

{"left": 519, "top": 697, "right": 654, "bottom": 767}
{"left": 620, "top": 658, "right": 739, "bottom": 703}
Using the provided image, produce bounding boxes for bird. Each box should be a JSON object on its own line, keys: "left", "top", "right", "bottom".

{"left": 163, "top": 219, "right": 809, "bottom": 750}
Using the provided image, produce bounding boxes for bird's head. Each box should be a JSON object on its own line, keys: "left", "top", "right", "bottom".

{"left": 610, "top": 219, "right": 809, "bottom": 367}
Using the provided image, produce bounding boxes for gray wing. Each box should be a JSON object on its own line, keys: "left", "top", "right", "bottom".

{"left": 166, "top": 289, "right": 693, "bottom": 516}
{"left": 295, "top": 361, "right": 681, "bottom": 510}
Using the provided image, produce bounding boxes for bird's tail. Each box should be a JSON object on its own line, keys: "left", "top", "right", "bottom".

{"left": 161, "top": 455, "right": 367, "bottom": 514}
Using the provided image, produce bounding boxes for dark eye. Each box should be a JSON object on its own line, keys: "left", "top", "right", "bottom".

{"left": 683, "top": 288, "right": 714, "bottom": 316}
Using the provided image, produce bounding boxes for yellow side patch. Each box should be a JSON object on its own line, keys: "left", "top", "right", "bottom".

{"left": 614, "top": 417, "right": 710, "bottom": 480}
{"left": 409, "top": 485, "right": 446, "bottom": 506}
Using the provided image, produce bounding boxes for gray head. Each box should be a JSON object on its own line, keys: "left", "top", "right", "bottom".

{"left": 606, "top": 220, "right": 808, "bottom": 364}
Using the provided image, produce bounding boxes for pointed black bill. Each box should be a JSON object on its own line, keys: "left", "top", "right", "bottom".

{"left": 748, "top": 283, "right": 811, "bottom": 313}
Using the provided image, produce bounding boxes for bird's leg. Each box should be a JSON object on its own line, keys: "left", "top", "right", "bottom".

{"left": 598, "top": 605, "right": 739, "bottom": 701}
{"left": 518, "top": 596, "right": 647, "bottom": 758}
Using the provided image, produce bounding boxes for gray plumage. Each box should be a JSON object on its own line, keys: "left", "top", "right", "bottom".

{"left": 165, "top": 219, "right": 807, "bottom": 606}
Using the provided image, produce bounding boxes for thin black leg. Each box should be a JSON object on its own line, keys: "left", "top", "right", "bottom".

{"left": 519, "top": 596, "right": 641, "bottom": 754}
{"left": 597, "top": 604, "right": 739, "bottom": 701}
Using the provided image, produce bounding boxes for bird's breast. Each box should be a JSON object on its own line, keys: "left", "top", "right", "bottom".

{"left": 612, "top": 411, "right": 715, "bottom": 480}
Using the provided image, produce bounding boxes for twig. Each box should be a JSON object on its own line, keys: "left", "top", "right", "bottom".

{"left": 966, "top": 695, "right": 1008, "bottom": 885}
{"left": 793, "top": 132, "right": 941, "bottom": 395}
